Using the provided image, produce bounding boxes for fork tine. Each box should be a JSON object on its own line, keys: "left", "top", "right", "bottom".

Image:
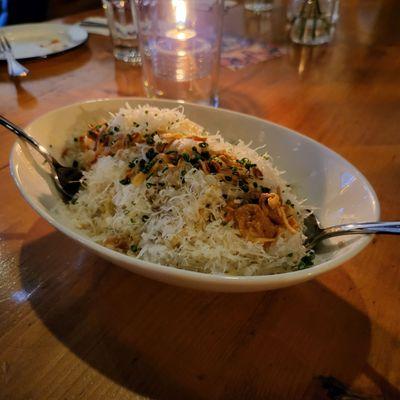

{"left": 2, "top": 35, "right": 12, "bottom": 51}
{"left": 0, "top": 33, "right": 29, "bottom": 77}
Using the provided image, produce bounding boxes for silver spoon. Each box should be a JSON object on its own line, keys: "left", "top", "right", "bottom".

{"left": 1, "top": 115, "right": 82, "bottom": 201}
{"left": 304, "top": 213, "right": 400, "bottom": 249}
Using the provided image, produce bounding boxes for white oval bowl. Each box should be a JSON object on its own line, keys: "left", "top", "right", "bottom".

{"left": 9, "top": 98, "right": 380, "bottom": 292}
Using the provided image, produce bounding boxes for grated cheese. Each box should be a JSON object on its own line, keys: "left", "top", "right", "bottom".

{"left": 57, "top": 104, "right": 309, "bottom": 275}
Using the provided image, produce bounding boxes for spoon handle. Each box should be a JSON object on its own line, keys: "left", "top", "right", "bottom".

{"left": 0, "top": 114, "right": 54, "bottom": 165}
{"left": 321, "top": 221, "right": 400, "bottom": 239}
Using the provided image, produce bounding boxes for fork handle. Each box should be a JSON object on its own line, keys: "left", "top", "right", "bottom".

{"left": 321, "top": 221, "right": 400, "bottom": 238}
{"left": 0, "top": 114, "right": 54, "bottom": 166}
{"left": 4, "top": 52, "right": 29, "bottom": 77}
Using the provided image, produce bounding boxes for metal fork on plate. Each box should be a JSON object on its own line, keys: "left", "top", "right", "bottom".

{"left": 0, "top": 34, "right": 29, "bottom": 77}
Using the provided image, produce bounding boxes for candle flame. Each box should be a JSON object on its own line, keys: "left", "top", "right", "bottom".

{"left": 166, "top": 0, "right": 195, "bottom": 40}
{"left": 172, "top": 0, "right": 187, "bottom": 26}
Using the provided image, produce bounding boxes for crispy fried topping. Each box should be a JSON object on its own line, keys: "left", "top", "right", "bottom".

{"left": 77, "top": 125, "right": 300, "bottom": 244}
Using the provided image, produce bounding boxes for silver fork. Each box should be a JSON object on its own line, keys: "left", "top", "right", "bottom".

{"left": 304, "top": 213, "right": 400, "bottom": 249}
{"left": 0, "top": 34, "right": 29, "bottom": 77}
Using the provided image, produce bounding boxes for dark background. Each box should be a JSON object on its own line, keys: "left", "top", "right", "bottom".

{"left": 2, "top": 0, "right": 100, "bottom": 25}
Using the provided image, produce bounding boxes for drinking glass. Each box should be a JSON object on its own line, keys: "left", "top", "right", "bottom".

{"left": 288, "top": 0, "right": 339, "bottom": 45}
{"left": 103, "top": 0, "right": 141, "bottom": 64}
{"left": 133, "top": 0, "right": 224, "bottom": 107}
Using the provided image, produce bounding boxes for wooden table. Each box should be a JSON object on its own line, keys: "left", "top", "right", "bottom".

{"left": 1, "top": 1, "right": 400, "bottom": 399}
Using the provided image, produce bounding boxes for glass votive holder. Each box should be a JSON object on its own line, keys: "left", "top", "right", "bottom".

{"left": 103, "top": 0, "right": 141, "bottom": 64}
{"left": 288, "top": 0, "right": 339, "bottom": 45}
{"left": 133, "top": 0, "right": 224, "bottom": 107}
{"left": 244, "top": 0, "right": 274, "bottom": 14}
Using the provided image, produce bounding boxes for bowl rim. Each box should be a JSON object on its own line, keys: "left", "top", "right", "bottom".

{"left": 9, "top": 97, "right": 381, "bottom": 287}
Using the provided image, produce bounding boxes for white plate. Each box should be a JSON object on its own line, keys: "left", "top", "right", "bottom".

{"left": 0, "top": 23, "right": 88, "bottom": 60}
{"left": 9, "top": 98, "right": 380, "bottom": 292}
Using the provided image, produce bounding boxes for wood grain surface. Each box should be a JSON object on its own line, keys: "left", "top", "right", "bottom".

{"left": 1, "top": 1, "right": 400, "bottom": 399}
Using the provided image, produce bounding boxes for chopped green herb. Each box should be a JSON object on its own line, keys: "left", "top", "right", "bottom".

{"left": 113, "top": 126, "right": 120, "bottom": 132}
{"left": 119, "top": 177, "right": 131, "bottom": 185}
{"left": 182, "top": 152, "right": 190, "bottom": 162}
{"left": 260, "top": 186, "right": 270, "bottom": 193}
{"left": 129, "top": 158, "right": 138, "bottom": 168}
{"left": 199, "top": 142, "right": 208, "bottom": 148}
{"left": 145, "top": 148, "right": 158, "bottom": 161}
{"left": 131, "top": 244, "right": 139, "bottom": 252}
{"left": 145, "top": 134, "right": 155, "bottom": 145}
{"left": 190, "top": 153, "right": 201, "bottom": 162}
{"left": 146, "top": 182, "right": 155, "bottom": 189}
{"left": 238, "top": 180, "right": 249, "bottom": 193}
{"left": 237, "top": 158, "right": 256, "bottom": 170}
{"left": 287, "top": 253, "right": 293, "bottom": 257}
{"left": 142, "top": 215, "right": 149, "bottom": 222}
{"left": 88, "top": 130, "right": 97, "bottom": 140}
{"left": 200, "top": 151, "right": 210, "bottom": 160}
{"left": 285, "top": 199, "right": 295, "bottom": 208}
{"left": 139, "top": 159, "right": 156, "bottom": 174}
{"left": 297, "top": 251, "right": 315, "bottom": 270}
{"left": 208, "top": 162, "right": 218, "bottom": 174}
{"left": 139, "top": 159, "right": 146, "bottom": 169}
